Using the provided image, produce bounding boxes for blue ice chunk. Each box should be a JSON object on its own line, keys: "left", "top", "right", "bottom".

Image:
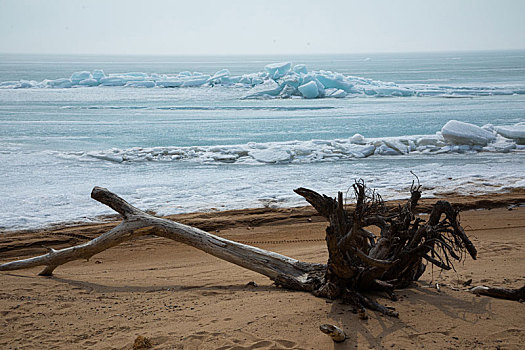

{"left": 316, "top": 81, "right": 326, "bottom": 97}
{"left": 125, "top": 81, "right": 156, "bottom": 88}
{"left": 243, "top": 80, "right": 283, "bottom": 98}
{"left": 239, "top": 76, "right": 252, "bottom": 84}
{"left": 279, "top": 85, "right": 298, "bottom": 98}
{"left": 121, "top": 72, "right": 148, "bottom": 78}
{"left": 215, "top": 77, "right": 231, "bottom": 85}
{"left": 99, "top": 77, "right": 126, "bottom": 86}
{"left": 282, "top": 73, "right": 303, "bottom": 88}
{"left": 92, "top": 69, "right": 106, "bottom": 81}
{"left": 181, "top": 75, "right": 210, "bottom": 87}
{"left": 208, "top": 69, "right": 231, "bottom": 83}
{"left": 0, "top": 80, "right": 35, "bottom": 88}
{"left": 329, "top": 89, "right": 347, "bottom": 98}
{"left": 116, "top": 73, "right": 146, "bottom": 82}
{"left": 19, "top": 81, "right": 35, "bottom": 88}
{"left": 46, "top": 78, "right": 73, "bottom": 88}
{"left": 70, "top": 71, "right": 92, "bottom": 83}
{"left": 178, "top": 71, "right": 192, "bottom": 77}
{"left": 302, "top": 74, "right": 325, "bottom": 97}
{"left": 78, "top": 78, "right": 99, "bottom": 87}
{"left": 298, "top": 81, "right": 319, "bottom": 99}
{"left": 210, "top": 69, "right": 230, "bottom": 79}
{"left": 316, "top": 72, "right": 353, "bottom": 91}
{"left": 251, "top": 77, "right": 264, "bottom": 85}
{"left": 375, "top": 144, "right": 402, "bottom": 155}
{"left": 228, "top": 76, "right": 242, "bottom": 84}
{"left": 293, "top": 64, "right": 308, "bottom": 74}
{"left": 264, "top": 62, "right": 291, "bottom": 79}
{"left": 0, "top": 81, "right": 16, "bottom": 88}
{"left": 156, "top": 80, "right": 183, "bottom": 88}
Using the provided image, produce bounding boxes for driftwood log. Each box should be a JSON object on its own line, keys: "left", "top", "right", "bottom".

{"left": 0, "top": 181, "right": 496, "bottom": 316}
{"left": 470, "top": 285, "right": 525, "bottom": 301}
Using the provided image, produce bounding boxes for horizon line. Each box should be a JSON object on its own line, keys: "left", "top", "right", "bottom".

{"left": 1, "top": 48, "right": 525, "bottom": 58}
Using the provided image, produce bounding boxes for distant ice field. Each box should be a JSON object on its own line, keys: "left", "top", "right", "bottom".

{"left": 0, "top": 51, "right": 524, "bottom": 230}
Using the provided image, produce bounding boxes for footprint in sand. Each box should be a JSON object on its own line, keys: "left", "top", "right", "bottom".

{"left": 274, "top": 339, "right": 297, "bottom": 348}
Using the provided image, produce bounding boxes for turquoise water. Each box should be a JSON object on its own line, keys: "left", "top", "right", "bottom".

{"left": 0, "top": 51, "right": 524, "bottom": 230}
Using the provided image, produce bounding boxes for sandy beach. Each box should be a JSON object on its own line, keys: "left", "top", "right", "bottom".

{"left": 1, "top": 192, "right": 524, "bottom": 349}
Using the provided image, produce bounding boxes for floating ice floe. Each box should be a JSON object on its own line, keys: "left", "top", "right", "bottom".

{"left": 53, "top": 120, "right": 524, "bottom": 165}
{"left": 3, "top": 63, "right": 524, "bottom": 100}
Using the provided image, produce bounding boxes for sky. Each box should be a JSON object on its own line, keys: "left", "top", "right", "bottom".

{"left": 1, "top": 0, "right": 524, "bottom": 55}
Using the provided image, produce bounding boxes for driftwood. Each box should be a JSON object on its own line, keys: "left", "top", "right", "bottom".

{"left": 470, "top": 285, "right": 525, "bottom": 301}
{"left": 0, "top": 187, "right": 325, "bottom": 291}
{"left": 1, "top": 181, "right": 481, "bottom": 316}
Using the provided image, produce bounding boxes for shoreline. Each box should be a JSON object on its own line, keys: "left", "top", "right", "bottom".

{"left": 1, "top": 190, "right": 524, "bottom": 259}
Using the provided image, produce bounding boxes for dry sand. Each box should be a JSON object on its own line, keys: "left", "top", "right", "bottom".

{"left": 1, "top": 192, "right": 524, "bottom": 349}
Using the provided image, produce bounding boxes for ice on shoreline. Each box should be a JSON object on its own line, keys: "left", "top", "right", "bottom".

{"left": 52, "top": 121, "right": 524, "bottom": 165}
{"left": 441, "top": 120, "right": 496, "bottom": 146}
{"left": 2, "top": 63, "right": 524, "bottom": 99}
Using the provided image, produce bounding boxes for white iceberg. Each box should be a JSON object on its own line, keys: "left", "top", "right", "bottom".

{"left": 349, "top": 133, "right": 366, "bottom": 144}
{"left": 441, "top": 120, "right": 496, "bottom": 146}
{"left": 495, "top": 125, "right": 525, "bottom": 144}
{"left": 249, "top": 148, "right": 292, "bottom": 163}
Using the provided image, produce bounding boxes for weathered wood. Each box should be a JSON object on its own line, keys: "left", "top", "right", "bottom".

{"left": 470, "top": 285, "right": 525, "bottom": 301}
{"left": 0, "top": 187, "right": 325, "bottom": 292}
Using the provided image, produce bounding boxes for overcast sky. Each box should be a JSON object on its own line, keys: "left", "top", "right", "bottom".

{"left": 1, "top": 0, "right": 524, "bottom": 55}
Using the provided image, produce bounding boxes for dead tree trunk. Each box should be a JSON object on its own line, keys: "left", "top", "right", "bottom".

{"left": 0, "top": 187, "right": 325, "bottom": 291}
{"left": 0, "top": 181, "right": 478, "bottom": 316}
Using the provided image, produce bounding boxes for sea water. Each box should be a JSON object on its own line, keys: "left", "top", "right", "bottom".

{"left": 1, "top": 51, "right": 524, "bottom": 230}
